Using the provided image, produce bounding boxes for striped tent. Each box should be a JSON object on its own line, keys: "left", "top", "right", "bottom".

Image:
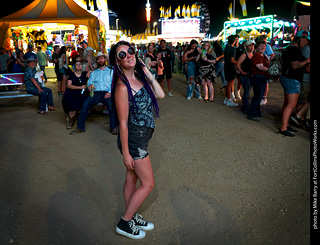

{"left": 131, "top": 33, "right": 149, "bottom": 44}
{"left": 0, "top": 0, "right": 101, "bottom": 50}
{"left": 248, "top": 28, "right": 260, "bottom": 37}
{"left": 238, "top": 29, "right": 250, "bottom": 38}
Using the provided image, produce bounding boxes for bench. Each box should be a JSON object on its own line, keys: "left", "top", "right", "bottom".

{"left": 0, "top": 73, "right": 34, "bottom": 99}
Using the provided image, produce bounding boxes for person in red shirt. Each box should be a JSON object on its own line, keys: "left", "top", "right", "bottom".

{"left": 247, "top": 41, "right": 270, "bottom": 121}
{"left": 69, "top": 46, "right": 79, "bottom": 61}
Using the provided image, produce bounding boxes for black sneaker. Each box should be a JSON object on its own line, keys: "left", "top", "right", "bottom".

{"left": 116, "top": 218, "right": 146, "bottom": 240}
{"left": 287, "top": 126, "right": 298, "bottom": 133}
{"left": 133, "top": 213, "right": 154, "bottom": 231}
{"left": 277, "top": 130, "right": 295, "bottom": 137}
{"left": 290, "top": 115, "right": 303, "bottom": 127}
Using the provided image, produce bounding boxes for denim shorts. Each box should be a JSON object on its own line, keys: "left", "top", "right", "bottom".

{"left": 59, "top": 67, "right": 66, "bottom": 75}
{"left": 117, "top": 124, "right": 154, "bottom": 160}
{"left": 280, "top": 76, "right": 301, "bottom": 94}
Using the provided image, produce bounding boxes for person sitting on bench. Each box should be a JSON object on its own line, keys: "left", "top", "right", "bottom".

{"left": 24, "top": 57, "right": 55, "bottom": 114}
{"left": 70, "top": 52, "right": 117, "bottom": 135}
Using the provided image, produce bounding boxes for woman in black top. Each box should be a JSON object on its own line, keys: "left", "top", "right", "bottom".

{"left": 183, "top": 39, "right": 201, "bottom": 100}
{"left": 278, "top": 36, "right": 310, "bottom": 137}
{"left": 110, "top": 41, "right": 164, "bottom": 239}
{"left": 236, "top": 41, "right": 254, "bottom": 114}
{"left": 62, "top": 61, "right": 88, "bottom": 129}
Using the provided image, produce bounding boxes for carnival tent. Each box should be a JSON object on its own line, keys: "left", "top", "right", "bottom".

{"left": 248, "top": 28, "right": 260, "bottom": 37}
{"left": 131, "top": 33, "right": 149, "bottom": 43}
{"left": 0, "top": 0, "right": 101, "bottom": 50}
{"left": 238, "top": 29, "right": 250, "bottom": 38}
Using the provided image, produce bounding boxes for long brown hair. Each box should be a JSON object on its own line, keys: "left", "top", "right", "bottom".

{"left": 110, "top": 41, "right": 159, "bottom": 124}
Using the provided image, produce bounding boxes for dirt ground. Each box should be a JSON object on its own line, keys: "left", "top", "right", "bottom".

{"left": 0, "top": 73, "right": 310, "bottom": 244}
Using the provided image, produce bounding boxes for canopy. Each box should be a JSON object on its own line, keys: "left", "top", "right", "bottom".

{"left": 131, "top": 33, "right": 149, "bottom": 43}
{"left": 0, "top": 0, "right": 101, "bottom": 50}
{"left": 248, "top": 28, "right": 260, "bottom": 37}
{"left": 238, "top": 30, "right": 250, "bottom": 38}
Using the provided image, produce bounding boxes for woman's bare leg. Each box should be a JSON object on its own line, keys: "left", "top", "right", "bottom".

{"left": 122, "top": 156, "right": 155, "bottom": 221}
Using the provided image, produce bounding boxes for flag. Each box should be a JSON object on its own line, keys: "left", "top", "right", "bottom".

{"left": 197, "top": 4, "right": 200, "bottom": 16}
{"left": 191, "top": 4, "right": 200, "bottom": 17}
{"left": 191, "top": 4, "right": 196, "bottom": 17}
{"left": 240, "top": 0, "right": 247, "bottom": 16}
{"left": 186, "top": 5, "right": 191, "bottom": 18}
{"left": 174, "top": 6, "right": 181, "bottom": 18}
{"left": 228, "top": 2, "right": 233, "bottom": 19}
{"left": 182, "top": 4, "right": 186, "bottom": 17}
{"left": 164, "top": 7, "right": 169, "bottom": 18}
{"left": 159, "top": 6, "right": 165, "bottom": 18}
{"left": 260, "top": 0, "right": 264, "bottom": 16}
{"left": 295, "top": 0, "right": 310, "bottom": 6}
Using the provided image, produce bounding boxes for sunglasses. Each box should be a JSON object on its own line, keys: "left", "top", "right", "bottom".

{"left": 117, "top": 47, "right": 135, "bottom": 60}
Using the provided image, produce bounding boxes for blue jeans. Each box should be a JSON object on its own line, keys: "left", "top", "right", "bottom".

{"left": 239, "top": 74, "right": 251, "bottom": 113}
{"left": 248, "top": 74, "right": 268, "bottom": 117}
{"left": 76, "top": 91, "right": 116, "bottom": 130}
{"left": 186, "top": 61, "right": 201, "bottom": 98}
{"left": 27, "top": 87, "right": 53, "bottom": 111}
{"left": 215, "top": 61, "right": 227, "bottom": 87}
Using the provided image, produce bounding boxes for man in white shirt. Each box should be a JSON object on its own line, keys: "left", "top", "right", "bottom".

{"left": 70, "top": 52, "right": 117, "bottom": 135}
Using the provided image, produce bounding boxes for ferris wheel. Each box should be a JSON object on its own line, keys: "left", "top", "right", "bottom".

{"left": 195, "top": 2, "right": 210, "bottom": 34}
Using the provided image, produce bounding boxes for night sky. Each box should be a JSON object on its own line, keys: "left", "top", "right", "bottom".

{"left": 4, "top": 0, "right": 311, "bottom": 35}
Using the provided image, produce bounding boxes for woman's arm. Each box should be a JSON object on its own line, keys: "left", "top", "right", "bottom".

{"left": 236, "top": 53, "right": 247, "bottom": 75}
{"left": 62, "top": 54, "right": 67, "bottom": 64}
{"left": 17, "top": 58, "right": 26, "bottom": 67}
{"left": 195, "top": 53, "right": 200, "bottom": 62}
{"left": 139, "top": 58, "right": 165, "bottom": 99}
{"left": 67, "top": 79, "right": 86, "bottom": 90}
{"left": 216, "top": 53, "right": 224, "bottom": 62}
{"left": 142, "top": 65, "right": 165, "bottom": 99}
{"left": 290, "top": 58, "right": 310, "bottom": 70}
{"left": 86, "top": 56, "right": 94, "bottom": 71}
{"left": 183, "top": 51, "right": 196, "bottom": 62}
{"left": 202, "top": 56, "right": 216, "bottom": 65}
{"left": 115, "top": 82, "right": 135, "bottom": 170}
{"left": 256, "top": 63, "right": 268, "bottom": 72}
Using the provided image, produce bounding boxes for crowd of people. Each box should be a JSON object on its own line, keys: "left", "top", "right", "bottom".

{"left": 141, "top": 33, "right": 310, "bottom": 137}
{"left": 16, "top": 30, "right": 311, "bottom": 138}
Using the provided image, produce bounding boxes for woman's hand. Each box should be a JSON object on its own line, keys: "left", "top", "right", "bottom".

{"left": 86, "top": 70, "right": 92, "bottom": 78}
{"left": 123, "top": 153, "right": 135, "bottom": 170}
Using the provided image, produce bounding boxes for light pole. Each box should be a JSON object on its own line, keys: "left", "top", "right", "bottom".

{"left": 153, "top": 22, "right": 158, "bottom": 35}
{"left": 146, "top": 0, "right": 151, "bottom": 31}
{"left": 116, "top": 18, "right": 119, "bottom": 31}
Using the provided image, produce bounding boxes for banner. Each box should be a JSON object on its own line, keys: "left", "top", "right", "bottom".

{"left": 240, "top": 0, "right": 247, "bottom": 16}
{"left": 228, "top": 2, "right": 233, "bottom": 19}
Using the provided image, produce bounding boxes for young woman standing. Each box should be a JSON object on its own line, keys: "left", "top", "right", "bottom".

{"left": 199, "top": 41, "right": 216, "bottom": 102}
{"left": 278, "top": 36, "right": 310, "bottom": 137}
{"left": 236, "top": 41, "right": 254, "bottom": 114}
{"left": 247, "top": 41, "right": 270, "bottom": 121}
{"left": 183, "top": 39, "right": 201, "bottom": 100}
{"left": 110, "top": 41, "right": 165, "bottom": 239}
